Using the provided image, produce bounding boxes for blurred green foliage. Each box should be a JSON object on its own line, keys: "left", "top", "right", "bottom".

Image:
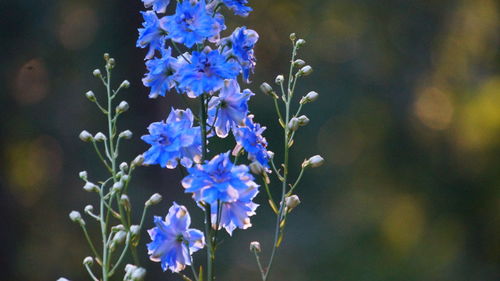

{"left": 1, "top": 0, "right": 499, "bottom": 280}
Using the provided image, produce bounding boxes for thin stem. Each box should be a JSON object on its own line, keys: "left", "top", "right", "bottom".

{"left": 288, "top": 167, "right": 305, "bottom": 196}
{"left": 109, "top": 233, "right": 131, "bottom": 276}
{"left": 85, "top": 263, "right": 100, "bottom": 281}
{"left": 253, "top": 250, "right": 265, "bottom": 280}
{"left": 81, "top": 224, "right": 102, "bottom": 262}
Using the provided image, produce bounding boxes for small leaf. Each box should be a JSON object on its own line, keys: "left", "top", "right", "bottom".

{"left": 268, "top": 199, "right": 279, "bottom": 214}
{"left": 278, "top": 118, "right": 285, "bottom": 128}
{"left": 288, "top": 139, "right": 294, "bottom": 148}
{"left": 199, "top": 266, "right": 204, "bottom": 281}
{"left": 276, "top": 232, "right": 284, "bottom": 247}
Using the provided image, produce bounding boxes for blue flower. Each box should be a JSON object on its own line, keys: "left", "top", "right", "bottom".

{"left": 141, "top": 108, "right": 202, "bottom": 168}
{"left": 221, "top": 27, "right": 258, "bottom": 82}
{"left": 208, "top": 79, "right": 253, "bottom": 137}
{"left": 142, "top": 0, "right": 171, "bottom": 13}
{"left": 233, "top": 115, "right": 269, "bottom": 167}
{"left": 222, "top": 0, "right": 252, "bottom": 17}
{"left": 182, "top": 152, "right": 258, "bottom": 204}
{"left": 161, "top": 0, "right": 221, "bottom": 48}
{"left": 147, "top": 203, "right": 205, "bottom": 272}
{"left": 177, "top": 47, "right": 240, "bottom": 97}
{"left": 142, "top": 47, "right": 179, "bottom": 98}
{"left": 137, "top": 11, "right": 167, "bottom": 59}
{"left": 211, "top": 186, "right": 259, "bottom": 235}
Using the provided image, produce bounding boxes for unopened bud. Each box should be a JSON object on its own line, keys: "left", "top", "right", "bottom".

{"left": 275, "top": 75, "right": 284, "bottom": 84}
{"left": 57, "top": 278, "right": 70, "bottom": 281}
{"left": 120, "top": 80, "right": 130, "bottom": 89}
{"left": 250, "top": 241, "right": 261, "bottom": 253}
{"left": 131, "top": 267, "right": 146, "bottom": 281}
{"left": 145, "top": 193, "right": 162, "bottom": 206}
{"left": 119, "top": 130, "right": 133, "bottom": 139}
{"left": 132, "top": 155, "right": 145, "bottom": 167}
{"left": 84, "top": 205, "right": 94, "bottom": 214}
{"left": 103, "top": 53, "right": 110, "bottom": 61}
{"left": 120, "top": 194, "right": 131, "bottom": 211}
{"left": 83, "top": 182, "right": 98, "bottom": 192}
{"left": 69, "top": 211, "right": 84, "bottom": 225}
{"left": 297, "top": 115, "right": 310, "bottom": 126}
{"left": 85, "top": 91, "right": 96, "bottom": 102}
{"left": 92, "top": 69, "right": 101, "bottom": 77}
{"left": 130, "top": 225, "right": 141, "bottom": 238}
{"left": 116, "top": 101, "right": 129, "bottom": 113}
{"left": 296, "top": 39, "right": 306, "bottom": 47}
{"left": 259, "top": 82, "right": 276, "bottom": 97}
{"left": 83, "top": 256, "right": 93, "bottom": 265}
{"left": 300, "top": 91, "right": 319, "bottom": 104}
{"left": 302, "top": 155, "right": 324, "bottom": 168}
{"left": 112, "top": 224, "right": 126, "bottom": 232}
{"left": 294, "top": 59, "right": 306, "bottom": 67}
{"left": 267, "top": 151, "right": 275, "bottom": 159}
{"left": 107, "top": 58, "right": 115, "bottom": 69}
{"left": 94, "top": 132, "right": 106, "bottom": 142}
{"left": 287, "top": 117, "right": 300, "bottom": 132}
{"left": 112, "top": 182, "right": 123, "bottom": 193}
{"left": 297, "top": 65, "right": 313, "bottom": 77}
{"left": 121, "top": 174, "right": 130, "bottom": 182}
{"left": 79, "top": 171, "right": 88, "bottom": 180}
{"left": 119, "top": 162, "right": 129, "bottom": 172}
{"left": 289, "top": 33, "right": 296, "bottom": 41}
{"left": 285, "top": 195, "right": 301, "bottom": 210}
{"left": 113, "top": 230, "right": 127, "bottom": 245}
{"left": 249, "top": 161, "right": 265, "bottom": 175}
{"left": 79, "top": 130, "right": 93, "bottom": 142}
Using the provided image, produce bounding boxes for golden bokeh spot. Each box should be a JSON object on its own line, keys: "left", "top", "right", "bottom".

{"left": 58, "top": 4, "right": 99, "bottom": 50}
{"left": 414, "top": 86, "right": 454, "bottom": 130}
{"left": 14, "top": 58, "right": 49, "bottom": 104}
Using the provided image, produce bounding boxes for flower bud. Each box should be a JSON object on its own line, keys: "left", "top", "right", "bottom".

{"left": 113, "top": 230, "right": 127, "bottom": 245}
{"left": 249, "top": 161, "right": 265, "bottom": 175}
{"left": 119, "top": 130, "right": 133, "bottom": 139}
{"left": 120, "top": 194, "right": 131, "bottom": 212}
{"left": 267, "top": 151, "right": 275, "bottom": 159}
{"left": 112, "top": 182, "right": 123, "bottom": 193}
{"left": 79, "top": 130, "right": 93, "bottom": 142}
{"left": 92, "top": 69, "right": 102, "bottom": 77}
{"left": 83, "top": 256, "right": 93, "bottom": 265}
{"left": 259, "top": 82, "right": 276, "bottom": 97}
{"left": 296, "top": 39, "right": 306, "bottom": 47}
{"left": 94, "top": 132, "right": 107, "bottom": 142}
{"left": 103, "top": 53, "right": 110, "bottom": 61}
{"left": 130, "top": 225, "right": 141, "bottom": 238}
{"left": 132, "top": 155, "right": 145, "bottom": 167}
{"left": 249, "top": 241, "right": 261, "bottom": 253}
{"left": 287, "top": 117, "right": 300, "bottom": 132}
{"left": 297, "top": 65, "right": 313, "bottom": 77}
{"left": 275, "top": 75, "right": 284, "bottom": 84}
{"left": 297, "top": 115, "right": 310, "bottom": 126}
{"left": 57, "top": 278, "right": 71, "bottom": 281}
{"left": 120, "top": 80, "right": 130, "bottom": 89}
{"left": 121, "top": 174, "right": 130, "bottom": 182}
{"left": 289, "top": 33, "right": 296, "bottom": 41}
{"left": 107, "top": 58, "right": 115, "bottom": 69}
{"left": 285, "top": 195, "right": 301, "bottom": 210}
{"left": 294, "top": 59, "right": 306, "bottom": 67}
{"left": 145, "top": 193, "right": 162, "bottom": 206}
{"left": 119, "top": 162, "right": 129, "bottom": 172}
{"left": 85, "top": 91, "right": 96, "bottom": 102}
{"left": 112, "top": 224, "right": 125, "bottom": 232}
{"left": 302, "top": 155, "right": 325, "bottom": 168}
{"left": 69, "top": 211, "right": 85, "bottom": 225}
{"left": 116, "top": 101, "right": 129, "bottom": 113}
{"left": 84, "top": 205, "right": 94, "bottom": 214}
{"left": 131, "top": 267, "right": 147, "bottom": 281}
{"left": 300, "top": 91, "right": 319, "bottom": 104}
{"left": 83, "top": 182, "right": 98, "bottom": 192}
{"left": 79, "top": 171, "right": 88, "bottom": 180}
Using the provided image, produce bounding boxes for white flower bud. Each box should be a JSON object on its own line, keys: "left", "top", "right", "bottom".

{"left": 131, "top": 267, "right": 147, "bottom": 281}
{"left": 259, "top": 82, "right": 275, "bottom": 97}
{"left": 83, "top": 182, "right": 98, "bottom": 192}
{"left": 132, "top": 155, "right": 145, "bottom": 166}
{"left": 57, "top": 278, "right": 71, "bottom": 281}
{"left": 120, "top": 194, "right": 131, "bottom": 211}
{"left": 112, "top": 182, "right": 123, "bottom": 193}
{"left": 121, "top": 174, "right": 130, "bottom": 182}
{"left": 289, "top": 33, "right": 296, "bottom": 41}
{"left": 119, "top": 130, "right": 133, "bottom": 139}
{"left": 130, "top": 225, "right": 141, "bottom": 238}
{"left": 113, "top": 230, "right": 127, "bottom": 245}
{"left": 294, "top": 59, "right": 306, "bottom": 67}
{"left": 297, "top": 65, "right": 313, "bottom": 77}
{"left": 84, "top": 205, "right": 94, "bottom": 214}
{"left": 69, "top": 211, "right": 84, "bottom": 225}
{"left": 107, "top": 58, "right": 115, "bottom": 69}
{"left": 94, "top": 132, "right": 107, "bottom": 142}
{"left": 79, "top": 130, "right": 93, "bottom": 142}
{"left": 297, "top": 115, "right": 310, "bottom": 126}
{"left": 112, "top": 224, "right": 125, "bottom": 232}
{"left": 92, "top": 69, "right": 101, "bottom": 77}
{"left": 287, "top": 117, "right": 300, "bottom": 132}
{"left": 85, "top": 91, "right": 96, "bottom": 102}
{"left": 79, "top": 171, "right": 88, "bottom": 180}
{"left": 83, "top": 256, "right": 93, "bottom": 265}
{"left": 302, "top": 155, "right": 325, "bottom": 168}
{"left": 267, "top": 151, "right": 275, "bottom": 159}
{"left": 249, "top": 161, "right": 265, "bottom": 175}
{"left": 116, "top": 101, "right": 129, "bottom": 113}
{"left": 103, "top": 53, "right": 110, "bottom": 61}
{"left": 119, "top": 162, "right": 129, "bottom": 172}
{"left": 300, "top": 91, "right": 319, "bottom": 104}
{"left": 145, "top": 193, "right": 162, "bottom": 206}
{"left": 296, "top": 39, "right": 306, "bottom": 47}
{"left": 275, "top": 75, "right": 284, "bottom": 84}
{"left": 249, "top": 241, "right": 261, "bottom": 253}
{"left": 285, "top": 195, "right": 301, "bottom": 210}
{"left": 120, "top": 80, "right": 130, "bottom": 89}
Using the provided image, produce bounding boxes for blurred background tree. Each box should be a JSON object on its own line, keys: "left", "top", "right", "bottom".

{"left": 0, "top": 0, "right": 499, "bottom": 280}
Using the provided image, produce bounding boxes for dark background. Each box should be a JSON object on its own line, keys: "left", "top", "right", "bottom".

{"left": 1, "top": 0, "right": 499, "bottom": 280}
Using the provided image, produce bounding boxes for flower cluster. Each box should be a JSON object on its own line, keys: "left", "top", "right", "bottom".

{"left": 138, "top": 0, "right": 270, "bottom": 273}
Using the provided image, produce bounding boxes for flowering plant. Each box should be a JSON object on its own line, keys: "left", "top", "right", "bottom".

{"left": 61, "top": 1, "right": 323, "bottom": 281}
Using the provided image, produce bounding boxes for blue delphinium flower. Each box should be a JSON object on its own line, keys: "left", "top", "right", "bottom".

{"left": 233, "top": 115, "right": 269, "bottom": 167}
{"left": 208, "top": 79, "right": 253, "bottom": 137}
{"left": 177, "top": 47, "right": 240, "bottom": 97}
{"left": 137, "top": 11, "right": 166, "bottom": 59}
{"left": 147, "top": 203, "right": 205, "bottom": 272}
{"left": 142, "top": 0, "right": 170, "bottom": 13}
{"left": 142, "top": 47, "right": 179, "bottom": 98}
{"left": 161, "top": 0, "right": 221, "bottom": 48}
{"left": 182, "top": 152, "right": 258, "bottom": 204}
{"left": 211, "top": 186, "right": 259, "bottom": 235}
{"left": 221, "top": 27, "right": 258, "bottom": 82}
{"left": 222, "top": 0, "right": 252, "bottom": 17}
{"left": 141, "top": 108, "right": 202, "bottom": 168}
